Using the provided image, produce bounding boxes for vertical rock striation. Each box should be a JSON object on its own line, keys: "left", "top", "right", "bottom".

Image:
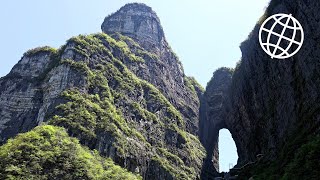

{"left": 102, "top": 3, "right": 165, "bottom": 54}
{"left": 200, "top": 0, "right": 320, "bottom": 178}
{"left": 226, "top": 0, "right": 320, "bottom": 165}
{"left": 0, "top": 48, "right": 58, "bottom": 142}
{"left": 199, "top": 67, "right": 233, "bottom": 176}
{"left": 102, "top": 3, "right": 202, "bottom": 135}
{"left": 0, "top": 3, "right": 205, "bottom": 180}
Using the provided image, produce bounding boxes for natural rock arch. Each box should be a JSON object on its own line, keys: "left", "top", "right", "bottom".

{"left": 199, "top": 67, "right": 236, "bottom": 177}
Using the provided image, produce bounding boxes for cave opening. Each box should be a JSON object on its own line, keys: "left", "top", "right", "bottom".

{"left": 218, "top": 128, "right": 238, "bottom": 172}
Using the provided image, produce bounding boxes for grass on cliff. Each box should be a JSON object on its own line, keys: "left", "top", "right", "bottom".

{"left": 50, "top": 33, "right": 205, "bottom": 179}
{"left": 23, "top": 46, "right": 58, "bottom": 57}
{"left": 6, "top": 32, "right": 206, "bottom": 179}
{"left": 0, "top": 125, "right": 141, "bottom": 180}
{"left": 184, "top": 76, "right": 204, "bottom": 97}
{"left": 67, "top": 33, "right": 145, "bottom": 63}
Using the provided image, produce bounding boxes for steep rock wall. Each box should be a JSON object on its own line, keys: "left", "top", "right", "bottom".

{"left": 102, "top": 3, "right": 202, "bottom": 135}
{"left": 200, "top": 1, "right": 320, "bottom": 176}
{"left": 227, "top": 0, "right": 320, "bottom": 165}
{"left": 0, "top": 3, "right": 205, "bottom": 180}
{"left": 199, "top": 67, "right": 233, "bottom": 175}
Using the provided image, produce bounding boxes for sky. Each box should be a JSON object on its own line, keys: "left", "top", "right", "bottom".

{"left": 0, "top": 0, "right": 270, "bottom": 172}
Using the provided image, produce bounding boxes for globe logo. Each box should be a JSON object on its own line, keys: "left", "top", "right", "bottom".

{"left": 259, "top": 13, "right": 304, "bottom": 59}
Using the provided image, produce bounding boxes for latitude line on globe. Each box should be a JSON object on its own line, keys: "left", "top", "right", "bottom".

{"left": 259, "top": 13, "right": 304, "bottom": 59}
{"left": 261, "top": 28, "right": 302, "bottom": 45}
{"left": 278, "top": 16, "right": 298, "bottom": 57}
{"left": 265, "top": 16, "right": 285, "bottom": 56}
{"left": 261, "top": 43, "right": 290, "bottom": 56}
{"left": 270, "top": 17, "right": 301, "bottom": 30}
{"left": 271, "top": 14, "right": 292, "bottom": 58}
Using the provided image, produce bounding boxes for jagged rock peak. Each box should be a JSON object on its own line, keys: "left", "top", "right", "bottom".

{"left": 114, "top": 3, "right": 158, "bottom": 17}
{"left": 101, "top": 3, "right": 165, "bottom": 51}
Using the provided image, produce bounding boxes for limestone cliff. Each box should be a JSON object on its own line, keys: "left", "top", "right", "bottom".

{"left": 230, "top": 0, "right": 320, "bottom": 166}
{"left": 201, "top": 0, "right": 320, "bottom": 179}
{"left": 0, "top": 3, "right": 205, "bottom": 180}
{"left": 102, "top": 3, "right": 201, "bottom": 135}
{"left": 2, "top": 1, "right": 320, "bottom": 179}
{"left": 199, "top": 68, "right": 233, "bottom": 177}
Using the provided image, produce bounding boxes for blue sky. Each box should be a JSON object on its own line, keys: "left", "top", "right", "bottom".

{"left": 0, "top": 0, "right": 270, "bottom": 172}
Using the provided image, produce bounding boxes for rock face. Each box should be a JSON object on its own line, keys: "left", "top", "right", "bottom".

{"left": 0, "top": 3, "right": 205, "bottom": 180}
{"left": 102, "top": 3, "right": 201, "bottom": 135}
{"left": 199, "top": 68, "right": 233, "bottom": 175}
{"left": 200, "top": 0, "right": 320, "bottom": 178}
{"left": 102, "top": 3, "right": 164, "bottom": 53}
{"left": 0, "top": 47, "right": 89, "bottom": 143}
{"left": 2, "top": 1, "right": 320, "bottom": 179}
{"left": 0, "top": 48, "right": 59, "bottom": 142}
{"left": 228, "top": 0, "right": 320, "bottom": 165}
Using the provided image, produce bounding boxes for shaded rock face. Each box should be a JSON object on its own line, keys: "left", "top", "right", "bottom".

{"left": 227, "top": 0, "right": 320, "bottom": 165}
{"left": 199, "top": 68, "right": 233, "bottom": 174}
{"left": 102, "top": 3, "right": 201, "bottom": 135}
{"left": 200, "top": 0, "right": 320, "bottom": 173}
{"left": 0, "top": 3, "right": 205, "bottom": 180}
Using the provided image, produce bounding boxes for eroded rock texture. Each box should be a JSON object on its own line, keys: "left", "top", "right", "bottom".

{"left": 227, "top": 0, "right": 320, "bottom": 165}
{"left": 102, "top": 3, "right": 165, "bottom": 53}
{"left": 102, "top": 3, "right": 202, "bottom": 135}
{"left": 0, "top": 47, "right": 88, "bottom": 143}
{"left": 199, "top": 68, "right": 233, "bottom": 177}
{"left": 201, "top": 0, "right": 320, "bottom": 178}
{"left": 0, "top": 3, "right": 205, "bottom": 180}
{"left": 2, "top": 0, "right": 320, "bottom": 179}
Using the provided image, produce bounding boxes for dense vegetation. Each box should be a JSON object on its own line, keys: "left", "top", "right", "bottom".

{"left": 0, "top": 32, "right": 205, "bottom": 179}
{"left": 238, "top": 129, "right": 320, "bottom": 180}
{"left": 46, "top": 33, "right": 205, "bottom": 179}
{"left": 0, "top": 125, "right": 141, "bottom": 180}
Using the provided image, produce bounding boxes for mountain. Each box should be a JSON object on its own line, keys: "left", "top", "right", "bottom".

{"left": 101, "top": 3, "right": 202, "bottom": 135}
{"left": 201, "top": 0, "right": 320, "bottom": 179}
{"left": 0, "top": 3, "right": 205, "bottom": 180}
{"left": 1, "top": 0, "right": 320, "bottom": 179}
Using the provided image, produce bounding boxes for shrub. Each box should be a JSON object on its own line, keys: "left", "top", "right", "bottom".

{"left": 0, "top": 125, "right": 141, "bottom": 180}
{"left": 23, "top": 46, "right": 57, "bottom": 57}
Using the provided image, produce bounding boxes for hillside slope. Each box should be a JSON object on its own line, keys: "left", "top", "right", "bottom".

{"left": 0, "top": 125, "right": 141, "bottom": 180}
{"left": 0, "top": 3, "right": 205, "bottom": 180}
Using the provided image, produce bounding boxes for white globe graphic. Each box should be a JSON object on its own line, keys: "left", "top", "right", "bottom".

{"left": 259, "top": 13, "right": 304, "bottom": 59}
